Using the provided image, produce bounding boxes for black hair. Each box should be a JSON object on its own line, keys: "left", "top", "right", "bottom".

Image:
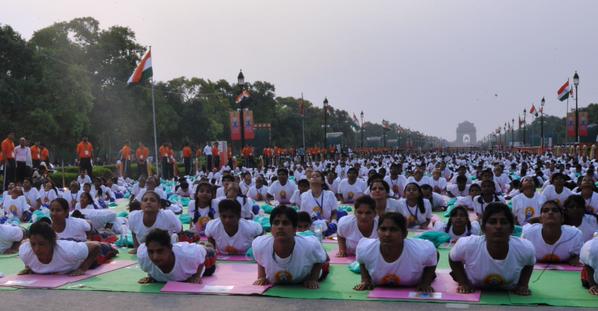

{"left": 128, "top": 200, "right": 141, "bottom": 212}
{"left": 347, "top": 167, "right": 358, "bottom": 175}
{"left": 481, "top": 202, "right": 514, "bottom": 232}
{"left": 277, "top": 168, "right": 289, "bottom": 175}
{"left": 456, "top": 175, "right": 467, "bottom": 184}
{"left": 369, "top": 178, "right": 390, "bottom": 194}
{"left": 80, "top": 192, "right": 98, "bottom": 209}
{"left": 540, "top": 200, "right": 563, "bottom": 215}
{"left": 193, "top": 182, "right": 215, "bottom": 223}
{"left": 50, "top": 198, "right": 70, "bottom": 217}
{"left": 378, "top": 212, "right": 407, "bottom": 237}
{"left": 145, "top": 228, "right": 173, "bottom": 248}
{"left": 404, "top": 182, "right": 426, "bottom": 214}
{"left": 297, "top": 211, "right": 312, "bottom": 226}
{"left": 218, "top": 199, "right": 241, "bottom": 217}
{"left": 446, "top": 205, "right": 472, "bottom": 235}
{"left": 420, "top": 184, "right": 433, "bottom": 191}
{"left": 468, "top": 183, "right": 481, "bottom": 192}
{"left": 29, "top": 219, "right": 57, "bottom": 246}
{"left": 269, "top": 205, "right": 298, "bottom": 228}
{"left": 297, "top": 179, "right": 310, "bottom": 188}
{"left": 354, "top": 195, "right": 376, "bottom": 212}
{"left": 221, "top": 174, "right": 235, "bottom": 182}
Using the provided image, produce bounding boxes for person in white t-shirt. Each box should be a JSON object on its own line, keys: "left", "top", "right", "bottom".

{"left": 325, "top": 170, "right": 341, "bottom": 195}
{"left": 430, "top": 168, "right": 448, "bottom": 194}
{"left": 18, "top": 220, "right": 102, "bottom": 276}
{"left": 562, "top": 195, "right": 598, "bottom": 242}
{"left": 580, "top": 237, "right": 598, "bottom": 295}
{"left": 511, "top": 177, "right": 546, "bottom": 225}
{"left": 74, "top": 192, "right": 117, "bottom": 231}
{"left": 50, "top": 198, "right": 91, "bottom": 242}
{"left": 267, "top": 168, "right": 297, "bottom": 205}
{"left": 337, "top": 196, "right": 378, "bottom": 257}
{"left": 354, "top": 212, "right": 437, "bottom": 291}
{"left": 433, "top": 205, "right": 481, "bottom": 242}
{"left": 137, "top": 228, "right": 216, "bottom": 284}
{"left": 22, "top": 178, "right": 41, "bottom": 211}
{"left": 406, "top": 166, "right": 433, "bottom": 188}
{"left": 299, "top": 171, "right": 338, "bottom": 225}
{"left": 397, "top": 183, "right": 432, "bottom": 229}
{"left": 289, "top": 179, "right": 310, "bottom": 206}
{"left": 77, "top": 170, "right": 92, "bottom": 187}
{"left": 61, "top": 181, "right": 81, "bottom": 211}
{"left": 384, "top": 163, "right": 407, "bottom": 199}
{"left": 247, "top": 175, "right": 269, "bottom": 201}
{"left": 578, "top": 176, "right": 598, "bottom": 214}
{"left": 449, "top": 202, "right": 535, "bottom": 295}
{"left": 219, "top": 182, "right": 256, "bottom": 220}
{"left": 420, "top": 184, "right": 447, "bottom": 212}
{"left": 0, "top": 223, "right": 26, "bottom": 254}
{"left": 2, "top": 187, "right": 30, "bottom": 221}
{"left": 472, "top": 180, "right": 505, "bottom": 218}
{"left": 522, "top": 200, "right": 583, "bottom": 265}
{"left": 447, "top": 175, "right": 470, "bottom": 198}
{"left": 239, "top": 172, "right": 254, "bottom": 196}
{"left": 337, "top": 168, "right": 366, "bottom": 204}
{"left": 253, "top": 206, "right": 328, "bottom": 289}
{"left": 541, "top": 173, "right": 572, "bottom": 207}
{"left": 128, "top": 190, "right": 182, "bottom": 254}
{"left": 188, "top": 182, "right": 218, "bottom": 236}
{"left": 205, "top": 199, "right": 262, "bottom": 255}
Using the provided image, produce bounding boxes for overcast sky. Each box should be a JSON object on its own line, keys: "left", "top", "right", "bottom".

{"left": 2, "top": 0, "right": 597, "bottom": 141}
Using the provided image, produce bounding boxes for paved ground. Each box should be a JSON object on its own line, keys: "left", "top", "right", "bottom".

{"left": 0, "top": 289, "right": 584, "bottom": 311}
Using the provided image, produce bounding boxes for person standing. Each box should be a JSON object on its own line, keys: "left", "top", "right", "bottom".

{"left": 159, "top": 143, "right": 171, "bottom": 179}
{"left": 30, "top": 142, "right": 41, "bottom": 170}
{"left": 2, "top": 132, "right": 16, "bottom": 190}
{"left": 14, "top": 137, "right": 32, "bottom": 183}
{"left": 182, "top": 143, "right": 192, "bottom": 176}
{"left": 212, "top": 142, "right": 220, "bottom": 170}
{"left": 40, "top": 144, "right": 49, "bottom": 166}
{"left": 76, "top": 137, "right": 93, "bottom": 178}
{"left": 203, "top": 142, "right": 212, "bottom": 172}
{"left": 119, "top": 142, "right": 132, "bottom": 178}
{"left": 194, "top": 144, "right": 203, "bottom": 175}
{"left": 136, "top": 142, "right": 149, "bottom": 178}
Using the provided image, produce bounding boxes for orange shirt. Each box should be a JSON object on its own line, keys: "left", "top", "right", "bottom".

{"left": 159, "top": 145, "right": 170, "bottom": 158}
{"left": 120, "top": 145, "right": 131, "bottom": 160}
{"left": 136, "top": 146, "right": 149, "bottom": 161}
{"left": 31, "top": 145, "right": 41, "bottom": 161}
{"left": 212, "top": 146, "right": 219, "bottom": 156}
{"left": 182, "top": 146, "right": 192, "bottom": 158}
{"left": 1, "top": 138, "right": 15, "bottom": 160}
{"left": 195, "top": 149, "right": 202, "bottom": 158}
{"left": 41, "top": 148, "right": 49, "bottom": 161}
{"left": 76, "top": 141, "right": 93, "bottom": 159}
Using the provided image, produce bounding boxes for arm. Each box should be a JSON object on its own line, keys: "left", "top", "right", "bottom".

{"left": 512, "top": 265, "right": 533, "bottom": 296}
{"left": 253, "top": 264, "right": 269, "bottom": 285}
{"left": 129, "top": 233, "right": 139, "bottom": 254}
{"left": 70, "top": 242, "right": 101, "bottom": 276}
{"left": 448, "top": 257, "right": 475, "bottom": 293}
{"left": 585, "top": 266, "right": 598, "bottom": 295}
{"left": 337, "top": 237, "right": 347, "bottom": 257}
{"left": 303, "top": 262, "right": 323, "bottom": 289}
{"left": 185, "top": 262, "right": 205, "bottom": 283}
{"left": 415, "top": 266, "right": 437, "bottom": 292}
{"left": 18, "top": 266, "right": 33, "bottom": 275}
{"left": 208, "top": 237, "right": 216, "bottom": 253}
{"left": 353, "top": 263, "right": 373, "bottom": 290}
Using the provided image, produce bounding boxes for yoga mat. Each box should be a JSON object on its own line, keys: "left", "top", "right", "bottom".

{"left": 367, "top": 271, "right": 480, "bottom": 302}
{"left": 161, "top": 263, "right": 270, "bottom": 295}
{"left": 509, "top": 270, "right": 598, "bottom": 307}
{"left": 327, "top": 249, "right": 355, "bottom": 265}
{"left": 217, "top": 254, "right": 254, "bottom": 262}
{"left": 0, "top": 260, "right": 135, "bottom": 289}
{"left": 534, "top": 263, "right": 583, "bottom": 271}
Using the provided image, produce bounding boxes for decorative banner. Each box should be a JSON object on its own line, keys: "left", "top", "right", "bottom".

{"left": 230, "top": 109, "right": 255, "bottom": 141}
{"left": 244, "top": 109, "right": 255, "bottom": 140}
{"left": 567, "top": 112, "right": 590, "bottom": 137}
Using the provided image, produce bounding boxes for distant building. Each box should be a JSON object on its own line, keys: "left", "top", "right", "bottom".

{"left": 453, "top": 121, "right": 477, "bottom": 147}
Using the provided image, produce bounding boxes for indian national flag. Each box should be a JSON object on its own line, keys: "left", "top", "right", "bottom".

{"left": 557, "top": 80, "right": 571, "bottom": 101}
{"left": 128, "top": 49, "right": 153, "bottom": 85}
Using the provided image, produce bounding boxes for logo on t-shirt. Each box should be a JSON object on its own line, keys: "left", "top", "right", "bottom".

{"left": 347, "top": 192, "right": 354, "bottom": 201}
{"left": 407, "top": 215, "right": 417, "bottom": 226}
{"left": 196, "top": 216, "right": 210, "bottom": 231}
{"left": 483, "top": 274, "right": 505, "bottom": 287}
{"left": 381, "top": 274, "right": 401, "bottom": 286}
{"left": 279, "top": 191, "right": 287, "bottom": 200}
{"left": 274, "top": 271, "right": 293, "bottom": 283}
{"left": 312, "top": 206, "right": 322, "bottom": 218}
{"left": 524, "top": 207, "right": 535, "bottom": 220}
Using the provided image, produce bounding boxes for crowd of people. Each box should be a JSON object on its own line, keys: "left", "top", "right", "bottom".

{"left": 2, "top": 145, "right": 598, "bottom": 296}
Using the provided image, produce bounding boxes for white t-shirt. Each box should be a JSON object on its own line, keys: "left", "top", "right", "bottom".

{"left": 580, "top": 237, "right": 598, "bottom": 284}
{"left": 449, "top": 235, "right": 536, "bottom": 290}
{"left": 397, "top": 198, "right": 432, "bottom": 227}
{"left": 19, "top": 239, "right": 89, "bottom": 274}
{"left": 447, "top": 184, "right": 470, "bottom": 197}
{"left": 0, "top": 224, "right": 23, "bottom": 253}
{"left": 289, "top": 189, "right": 302, "bottom": 206}
{"left": 430, "top": 177, "right": 448, "bottom": 192}
{"left": 512, "top": 192, "right": 546, "bottom": 225}
{"left": 472, "top": 195, "right": 506, "bottom": 216}
{"left": 521, "top": 224, "right": 584, "bottom": 262}
{"left": 187, "top": 199, "right": 218, "bottom": 233}
{"left": 137, "top": 242, "right": 207, "bottom": 282}
{"left": 205, "top": 218, "right": 262, "bottom": 254}
{"left": 338, "top": 179, "right": 366, "bottom": 203}
{"left": 56, "top": 217, "right": 91, "bottom": 242}
{"left": 23, "top": 188, "right": 40, "bottom": 210}
{"left": 240, "top": 181, "right": 254, "bottom": 196}
{"left": 406, "top": 176, "right": 433, "bottom": 188}
{"left": 384, "top": 175, "right": 407, "bottom": 198}
{"left": 75, "top": 204, "right": 117, "bottom": 230}
{"left": 39, "top": 189, "right": 59, "bottom": 206}
{"left": 541, "top": 185, "right": 572, "bottom": 207}
{"left": 2, "top": 195, "right": 29, "bottom": 218}
{"left": 433, "top": 221, "right": 481, "bottom": 242}
{"left": 582, "top": 192, "right": 598, "bottom": 214}
{"left": 128, "top": 209, "right": 182, "bottom": 243}
{"left": 356, "top": 238, "right": 437, "bottom": 286}
{"left": 61, "top": 191, "right": 80, "bottom": 208}
{"left": 247, "top": 185, "right": 269, "bottom": 201}
{"left": 325, "top": 178, "right": 341, "bottom": 195}
{"left": 299, "top": 190, "right": 338, "bottom": 221}
{"left": 428, "top": 192, "right": 447, "bottom": 210}
{"left": 252, "top": 235, "right": 327, "bottom": 284}
{"left": 576, "top": 214, "right": 598, "bottom": 242}
{"left": 337, "top": 215, "right": 378, "bottom": 255}
{"left": 268, "top": 181, "right": 297, "bottom": 204}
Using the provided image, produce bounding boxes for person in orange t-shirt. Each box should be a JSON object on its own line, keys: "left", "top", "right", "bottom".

{"left": 136, "top": 142, "right": 150, "bottom": 177}
{"left": 119, "top": 142, "right": 132, "bottom": 178}
{"left": 40, "top": 144, "right": 50, "bottom": 164}
{"left": 30, "top": 142, "right": 41, "bottom": 169}
{"left": 182, "top": 143, "right": 193, "bottom": 176}
{"left": 76, "top": 136, "right": 93, "bottom": 178}
{"left": 194, "top": 144, "right": 203, "bottom": 174}
{"left": 2, "top": 132, "right": 16, "bottom": 190}
{"left": 159, "top": 143, "right": 171, "bottom": 179}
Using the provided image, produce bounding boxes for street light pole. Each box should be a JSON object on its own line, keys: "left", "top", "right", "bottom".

{"left": 523, "top": 109, "right": 527, "bottom": 146}
{"left": 573, "top": 71, "right": 580, "bottom": 144}
{"left": 323, "top": 97, "right": 328, "bottom": 147}
{"left": 540, "top": 97, "right": 545, "bottom": 150}
{"left": 360, "top": 111, "right": 364, "bottom": 148}
{"left": 511, "top": 118, "right": 515, "bottom": 148}
{"left": 237, "top": 70, "right": 246, "bottom": 149}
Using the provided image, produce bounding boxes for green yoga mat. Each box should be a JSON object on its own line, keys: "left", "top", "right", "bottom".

{"left": 509, "top": 270, "right": 597, "bottom": 307}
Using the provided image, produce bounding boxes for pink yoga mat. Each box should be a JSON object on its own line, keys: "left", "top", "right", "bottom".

{"left": 534, "top": 263, "right": 583, "bottom": 271}
{"left": 367, "top": 271, "right": 480, "bottom": 302}
{"left": 161, "top": 263, "right": 270, "bottom": 295}
{"left": 0, "top": 260, "right": 136, "bottom": 289}
{"left": 217, "top": 254, "right": 254, "bottom": 262}
{"left": 326, "top": 249, "right": 356, "bottom": 265}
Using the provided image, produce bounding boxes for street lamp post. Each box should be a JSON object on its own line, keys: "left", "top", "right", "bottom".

{"left": 540, "top": 97, "right": 545, "bottom": 150}
{"left": 382, "top": 120, "right": 387, "bottom": 148}
{"left": 323, "top": 97, "right": 328, "bottom": 147}
{"left": 511, "top": 118, "right": 515, "bottom": 148}
{"left": 523, "top": 109, "right": 527, "bottom": 146}
{"left": 237, "top": 70, "right": 246, "bottom": 149}
{"left": 573, "top": 71, "right": 579, "bottom": 144}
{"left": 360, "top": 111, "right": 364, "bottom": 148}
{"left": 504, "top": 123, "right": 507, "bottom": 147}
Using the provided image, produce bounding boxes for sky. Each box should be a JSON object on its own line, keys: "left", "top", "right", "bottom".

{"left": 2, "top": 0, "right": 597, "bottom": 141}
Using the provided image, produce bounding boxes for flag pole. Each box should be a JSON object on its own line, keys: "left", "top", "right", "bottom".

{"left": 149, "top": 47, "right": 159, "bottom": 178}
{"left": 301, "top": 92, "right": 305, "bottom": 150}
{"left": 566, "top": 95, "right": 569, "bottom": 146}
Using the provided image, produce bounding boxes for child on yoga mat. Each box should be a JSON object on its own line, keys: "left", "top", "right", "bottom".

{"left": 337, "top": 195, "right": 378, "bottom": 257}
{"left": 205, "top": 199, "right": 262, "bottom": 255}
{"left": 18, "top": 219, "right": 112, "bottom": 276}
{"left": 187, "top": 182, "right": 218, "bottom": 236}
{"left": 137, "top": 228, "right": 216, "bottom": 284}
{"left": 0, "top": 223, "right": 27, "bottom": 254}
{"left": 50, "top": 198, "right": 91, "bottom": 242}
{"left": 560, "top": 195, "right": 598, "bottom": 242}
{"left": 580, "top": 236, "right": 598, "bottom": 295}
{"left": 369, "top": 178, "right": 400, "bottom": 217}
{"left": 353, "top": 212, "right": 438, "bottom": 292}
{"left": 511, "top": 176, "right": 546, "bottom": 225}
{"left": 433, "top": 205, "right": 480, "bottom": 242}
{"left": 299, "top": 171, "right": 338, "bottom": 228}
{"left": 521, "top": 200, "right": 583, "bottom": 265}
{"left": 75, "top": 192, "right": 118, "bottom": 233}
{"left": 397, "top": 183, "right": 432, "bottom": 229}
{"left": 128, "top": 191, "right": 182, "bottom": 254}
{"left": 449, "top": 202, "right": 535, "bottom": 296}
{"left": 296, "top": 211, "right": 313, "bottom": 232}
{"left": 253, "top": 206, "right": 329, "bottom": 289}
{"left": 472, "top": 180, "right": 505, "bottom": 219}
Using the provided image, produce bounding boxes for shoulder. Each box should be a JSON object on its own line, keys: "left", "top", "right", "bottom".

{"left": 252, "top": 235, "right": 273, "bottom": 251}
{"left": 509, "top": 236, "right": 535, "bottom": 256}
